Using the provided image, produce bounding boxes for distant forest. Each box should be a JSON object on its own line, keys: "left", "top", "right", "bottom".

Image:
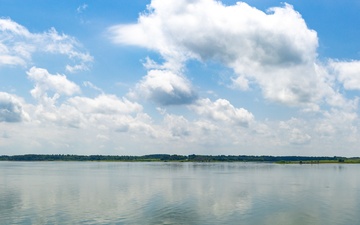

{"left": 0, "top": 154, "right": 359, "bottom": 163}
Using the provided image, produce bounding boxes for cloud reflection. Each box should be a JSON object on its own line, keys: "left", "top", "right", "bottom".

{"left": 1, "top": 162, "right": 360, "bottom": 224}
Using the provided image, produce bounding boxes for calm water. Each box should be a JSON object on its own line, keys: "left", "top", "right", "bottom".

{"left": 1, "top": 162, "right": 360, "bottom": 225}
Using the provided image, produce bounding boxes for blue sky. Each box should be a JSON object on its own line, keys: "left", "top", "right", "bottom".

{"left": 1, "top": 0, "right": 360, "bottom": 156}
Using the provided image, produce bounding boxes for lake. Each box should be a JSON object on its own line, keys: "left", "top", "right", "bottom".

{"left": 1, "top": 161, "right": 359, "bottom": 225}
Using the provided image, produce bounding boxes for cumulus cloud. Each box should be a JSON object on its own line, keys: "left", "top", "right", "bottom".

{"left": 190, "top": 98, "right": 254, "bottom": 127}
{"left": 109, "top": 0, "right": 328, "bottom": 107}
{"left": 0, "top": 92, "right": 28, "bottom": 123}
{"left": 329, "top": 60, "right": 360, "bottom": 90}
{"left": 27, "top": 91, "right": 149, "bottom": 134}
{"left": 131, "top": 69, "right": 198, "bottom": 105}
{"left": 22, "top": 64, "right": 148, "bottom": 132}
{"left": 0, "top": 18, "right": 93, "bottom": 72}
{"left": 25, "top": 67, "right": 82, "bottom": 128}
{"left": 27, "top": 67, "right": 81, "bottom": 100}
{"left": 2, "top": 0, "right": 360, "bottom": 156}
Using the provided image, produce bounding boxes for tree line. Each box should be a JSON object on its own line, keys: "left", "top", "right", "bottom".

{"left": 0, "top": 154, "right": 357, "bottom": 163}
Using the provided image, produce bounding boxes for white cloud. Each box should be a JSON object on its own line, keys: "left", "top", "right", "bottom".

{"left": 319, "top": 109, "right": 358, "bottom": 140}
{"left": 163, "top": 114, "right": 191, "bottom": 138}
{"left": 19, "top": 65, "right": 148, "bottom": 133}
{"left": 83, "top": 81, "right": 103, "bottom": 93}
{"left": 131, "top": 69, "right": 198, "bottom": 105}
{"left": 67, "top": 94, "right": 142, "bottom": 115}
{"left": 2, "top": 1, "right": 360, "bottom": 156}
{"left": 0, "top": 18, "right": 93, "bottom": 72}
{"left": 276, "top": 118, "right": 313, "bottom": 146}
{"left": 289, "top": 128, "right": 311, "bottom": 145}
{"left": 190, "top": 98, "right": 254, "bottom": 127}
{"left": 26, "top": 67, "right": 142, "bottom": 130}
{"left": 329, "top": 60, "right": 360, "bottom": 90}
{"left": 27, "top": 67, "right": 80, "bottom": 100}
{"left": 109, "top": 0, "right": 327, "bottom": 107}
{"left": 77, "top": 4, "right": 88, "bottom": 14}
{"left": 0, "top": 18, "right": 31, "bottom": 36}
{"left": 0, "top": 92, "right": 28, "bottom": 123}
{"left": 26, "top": 91, "right": 144, "bottom": 130}
{"left": 73, "top": 98, "right": 147, "bottom": 131}
{"left": 315, "top": 122, "right": 336, "bottom": 137}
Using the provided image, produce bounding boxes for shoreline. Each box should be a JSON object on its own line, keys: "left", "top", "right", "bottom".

{"left": 1, "top": 154, "right": 359, "bottom": 164}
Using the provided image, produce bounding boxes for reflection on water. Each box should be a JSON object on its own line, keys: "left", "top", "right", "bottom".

{"left": 1, "top": 162, "right": 360, "bottom": 224}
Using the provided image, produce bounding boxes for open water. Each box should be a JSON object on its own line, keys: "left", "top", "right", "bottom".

{"left": 1, "top": 161, "right": 360, "bottom": 225}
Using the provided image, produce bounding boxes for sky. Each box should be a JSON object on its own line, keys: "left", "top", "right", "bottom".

{"left": 0, "top": 0, "right": 360, "bottom": 156}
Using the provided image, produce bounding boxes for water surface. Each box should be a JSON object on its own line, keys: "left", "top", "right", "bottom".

{"left": 1, "top": 162, "right": 359, "bottom": 224}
